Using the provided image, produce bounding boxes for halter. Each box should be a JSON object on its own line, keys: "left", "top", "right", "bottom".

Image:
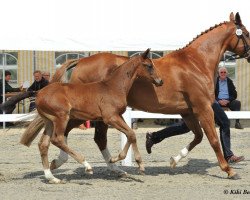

{"left": 225, "top": 24, "right": 250, "bottom": 61}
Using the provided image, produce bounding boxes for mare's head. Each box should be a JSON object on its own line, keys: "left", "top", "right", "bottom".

{"left": 136, "top": 48, "right": 163, "bottom": 86}
{"left": 227, "top": 12, "right": 250, "bottom": 62}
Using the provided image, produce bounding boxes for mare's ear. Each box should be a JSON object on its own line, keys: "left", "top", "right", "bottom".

{"left": 235, "top": 12, "right": 242, "bottom": 25}
{"left": 141, "top": 48, "right": 151, "bottom": 59}
{"left": 229, "top": 12, "right": 234, "bottom": 22}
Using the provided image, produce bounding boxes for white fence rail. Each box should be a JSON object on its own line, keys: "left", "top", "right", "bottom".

{"left": 1, "top": 108, "right": 250, "bottom": 166}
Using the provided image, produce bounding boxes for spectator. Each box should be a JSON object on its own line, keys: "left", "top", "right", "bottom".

{"left": 42, "top": 71, "right": 51, "bottom": 81}
{"left": 0, "top": 70, "right": 22, "bottom": 106}
{"left": 0, "top": 70, "right": 23, "bottom": 126}
{"left": 215, "top": 67, "right": 243, "bottom": 129}
{"left": 27, "top": 70, "right": 49, "bottom": 112}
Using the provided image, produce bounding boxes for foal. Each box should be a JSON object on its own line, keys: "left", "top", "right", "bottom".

{"left": 36, "top": 48, "right": 163, "bottom": 183}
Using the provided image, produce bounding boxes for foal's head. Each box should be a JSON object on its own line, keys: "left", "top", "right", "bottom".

{"left": 227, "top": 12, "right": 250, "bottom": 62}
{"left": 136, "top": 48, "right": 163, "bottom": 86}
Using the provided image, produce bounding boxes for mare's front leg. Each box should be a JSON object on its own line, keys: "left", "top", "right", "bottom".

{"left": 106, "top": 115, "right": 145, "bottom": 174}
{"left": 198, "top": 107, "right": 238, "bottom": 179}
{"left": 94, "top": 121, "right": 127, "bottom": 176}
{"left": 170, "top": 113, "right": 203, "bottom": 168}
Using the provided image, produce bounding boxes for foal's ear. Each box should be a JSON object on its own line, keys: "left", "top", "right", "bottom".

{"left": 229, "top": 12, "right": 234, "bottom": 22}
{"left": 235, "top": 12, "right": 242, "bottom": 25}
{"left": 141, "top": 48, "right": 151, "bottom": 59}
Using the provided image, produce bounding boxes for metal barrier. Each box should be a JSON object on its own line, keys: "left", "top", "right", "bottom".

{"left": 1, "top": 108, "right": 250, "bottom": 166}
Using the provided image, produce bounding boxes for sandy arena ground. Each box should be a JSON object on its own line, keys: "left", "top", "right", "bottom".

{"left": 0, "top": 119, "right": 249, "bottom": 200}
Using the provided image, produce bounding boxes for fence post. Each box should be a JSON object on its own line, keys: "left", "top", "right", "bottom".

{"left": 121, "top": 107, "right": 132, "bottom": 166}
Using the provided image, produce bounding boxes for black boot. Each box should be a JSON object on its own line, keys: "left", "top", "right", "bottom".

{"left": 146, "top": 132, "right": 155, "bottom": 154}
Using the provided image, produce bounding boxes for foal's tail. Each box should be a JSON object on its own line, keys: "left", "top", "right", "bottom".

{"left": 20, "top": 114, "right": 44, "bottom": 147}
{"left": 19, "top": 59, "right": 80, "bottom": 147}
{"left": 50, "top": 59, "right": 80, "bottom": 83}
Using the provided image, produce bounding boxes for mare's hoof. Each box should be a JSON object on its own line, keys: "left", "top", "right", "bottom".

{"left": 228, "top": 173, "right": 241, "bottom": 180}
{"left": 170, "top": 157, "right": 177, "bottom": 168}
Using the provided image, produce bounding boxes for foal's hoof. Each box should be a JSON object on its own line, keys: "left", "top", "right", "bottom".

{"left": 109, "top": 157, "right": 116, "bottom": 163}
{"left": 48, "top": 178, "right": 66, "bottom": 184}
{"left": 228, "top": 173, "right": 241, "bottom": 180}
{"left": 85, "top": 168, "right": 94, "bottom": 175}
{"left": 170, "top": 157, "right": 177, "bottom": 168}
{"left": 50, "top": 160, "right": 57, "bottom": 170}
{"left": 138, "top": 170, "right": 145, "bottom": 175}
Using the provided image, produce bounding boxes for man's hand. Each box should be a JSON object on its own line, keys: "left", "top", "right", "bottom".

{"left": 218, "top": 99, "right": 229, "bottom": 106}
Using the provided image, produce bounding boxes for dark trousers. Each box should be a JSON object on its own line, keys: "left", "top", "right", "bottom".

{"left": 151, "top": 102, "right": 233, "bottom": 159}
{"left": 29, "top": 102, "right": 36, "bottom": 112}
{"left": 225, "top": 99, "right": 241, "bottom": 123}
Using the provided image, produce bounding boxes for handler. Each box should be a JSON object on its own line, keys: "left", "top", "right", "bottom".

{"left": 146, "top": 101, "right": 245, "bottom": 164}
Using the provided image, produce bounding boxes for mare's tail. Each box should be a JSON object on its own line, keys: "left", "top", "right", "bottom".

{"left": 20, "top": 59, "right": 80, "bottom": 147}
{"left": 50, "top": 59, "right": 79, "bottom": 83}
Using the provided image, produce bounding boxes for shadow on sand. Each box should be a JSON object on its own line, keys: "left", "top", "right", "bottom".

{"left": 20, "top": 158, "right": 236, "bottom": 184}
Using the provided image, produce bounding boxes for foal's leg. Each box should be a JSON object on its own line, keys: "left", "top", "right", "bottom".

{"left": 50, "top": 119, "right": 83, "bottom": 170}
{"left": 198, "top": 107, "right": 237, "bottom": 179}
{"left": 38, "top": 120, "right": 63, "bottom": 183}
{"left": 170, "top": 114, "right": 203, "bottom": 168}
{"left": 51, "top": 118, "right": 93, "bottom": 179}
{"left": 94, "top": 121, "right": 127, "bottom": 176}
{"left": 106, "top": 115, "right": 144, "bottom": 174}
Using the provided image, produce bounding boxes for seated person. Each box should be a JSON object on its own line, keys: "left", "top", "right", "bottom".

{"left": 27, "top": 70, "right": 49, "bottom": 112}
{"left": 42, "top": 71, "right": 51, "bottom": 82}
{"left": 0, "top": 70, "right": 23, "bottom": 126}
{"left": 0, "top": 70, "right": 23, "bottom": 112}
{"left": 215, "top": 67, "right": 243, "bottom": 129}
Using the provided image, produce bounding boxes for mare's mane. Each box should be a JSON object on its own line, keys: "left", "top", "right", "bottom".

{"left": 178, "top": 21, "right": 228, "bottom": 51}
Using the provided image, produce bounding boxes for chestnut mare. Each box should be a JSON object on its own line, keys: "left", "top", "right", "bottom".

{"left": 35, "top": 49, "right": 163, "bottom": 183}
{"left": 20, "top": 12, "right": 250, "bottom": 179}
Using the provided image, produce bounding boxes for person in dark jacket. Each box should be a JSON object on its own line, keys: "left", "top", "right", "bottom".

{"left": 0, "top": 70, "right": 23, "bottom": 126}
{"left": 215, "top": 67, "right": 243, "bottom": 129}
{"left": 0, "top": 70, "right": 22, "bottom": 105}
{"left": 27, "top": 70, "right": 49, "bottom": 112}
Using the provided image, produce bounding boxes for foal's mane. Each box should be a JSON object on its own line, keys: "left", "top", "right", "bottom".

{"left": 113, "top": 54, "right": 139, "bottom": 71}
{"left": 178, "top": 21, "right": 228, "bottom": 51}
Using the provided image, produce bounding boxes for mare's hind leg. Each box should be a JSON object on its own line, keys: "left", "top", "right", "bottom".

{"left": 198, "top": 107, "right": 237, "bottom": 179}
{"left": 94, "top": 121, "right": 127, "bottom": 176}
{"left": 51, "top": 117, "right": 93, "bottom": 180}
{"left": 106, "top": 115, "right": 144, "bottom": 174}
{"left": 50, "top": 119, "right": 83, "bottom": 170}
{"left": 170, "top": 114, "right": 203, "bottom": 168}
